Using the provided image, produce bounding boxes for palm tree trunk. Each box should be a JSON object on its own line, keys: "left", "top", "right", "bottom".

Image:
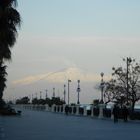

{"left": 0, "top": 60, "right": 6, "bottom": 101}
{"left": 0, "top": 61, "right": 3, "bottom": 100}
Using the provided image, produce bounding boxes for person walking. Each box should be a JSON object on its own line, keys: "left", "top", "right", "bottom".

{"left": 122, "top": 105, "right": 129, "bottom": 122}
{"left": 113, "top": 104, "right": 119, "bottom": 123}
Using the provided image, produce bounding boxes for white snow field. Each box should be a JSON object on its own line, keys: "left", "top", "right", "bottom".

{"left": 0, "top": 108, "right": 140, "bottom": 140}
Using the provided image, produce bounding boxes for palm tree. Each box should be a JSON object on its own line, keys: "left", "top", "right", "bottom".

{"left": 0, "top": 0, "right": 21, "bottom": 102}
{"left": 0, "top": 64, "right": 7, "bottom": 100}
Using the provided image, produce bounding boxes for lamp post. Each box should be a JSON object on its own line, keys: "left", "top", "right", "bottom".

{"left": 53, "top": 88, "right": 55, "bottom": 98}
{"left": 100, "top": 72, "right": 104, "bottom": 104}
{"left": 45, "top": 90, "right": 48, "bottom": 99}
{"left": 40, "top": 91, "right": 42, "bottom": 99}
{"left": 123, "top": 57, "right": 132, "bottom": 104}
{"left": 28, "top": 94, "right": 31, "bottom": 103}
{"left": 31, "top": 94, "right": 33, "bottom": 102}
{"left": 126, "top": 57, "right": 132, "bottom": 104}
{"left": 63, "top": 84, "right": 66, "bottom": 103}
{"left": 35, "top": 93, "right": 37, "bottom": 99}
{"left": 77, "top": 80, "right": 81, "bottom": 105}
{"left": 68, "top": 79, "right": 71, "bottom": 105}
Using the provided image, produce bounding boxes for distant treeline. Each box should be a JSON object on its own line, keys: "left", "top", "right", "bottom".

{"left": 16, "top": 96, "right": 65, "bottom": 107}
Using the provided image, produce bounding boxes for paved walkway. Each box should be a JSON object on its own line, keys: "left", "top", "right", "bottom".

{"left": 0, "top": 108, "right": 140, "bottom": 140}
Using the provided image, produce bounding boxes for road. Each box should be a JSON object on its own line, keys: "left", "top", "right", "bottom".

{"left": 0, "top": 108, "right": 140, "bottom": 140}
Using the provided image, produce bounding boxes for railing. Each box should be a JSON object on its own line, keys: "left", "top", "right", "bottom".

{"left": 14, "top": 104, "right": 113, "bottom": 119}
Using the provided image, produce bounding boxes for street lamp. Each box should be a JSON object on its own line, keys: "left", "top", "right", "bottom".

{"left": 100, "top": 72, "right": 104, "bottom": 104}
{"left": 35, "top": 93, "right": 37, "bottom": 99}
{"left": 123, "top": 57, "right": 132, "bottom": 104}
{"left": 126, "top": 57, "right": 132, "bottom": 104}
{"left": 45, "top": 90, "right": 48, "bottom": 99}
{"left": 68, "top": 79, "right": 71, "bottom": 105}
{"left": 77, "top": 80, "right": 81, "bottom": 104}
{"left": 63, "top": 84, "right": 66, "bottom": 103}
{"left": 53, "top": 88, "right": 55, "bottom": 98}
{"left": 40, "top": 91, "right": 42, "bottom": 99}
{"left": 31, "top": 94, "right": 33, "bottom": 101}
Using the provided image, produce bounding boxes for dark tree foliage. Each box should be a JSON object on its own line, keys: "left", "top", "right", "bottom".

{"left": 93, "top": 99, "right": 99, "bottom": 106}
{"left": 32, "top": 98, "right": 48, "bottom": 105}
{"left": 51, "top": 97, "right": 65, "bottom": 105}
{"left": 16, "top": 97, "right": 30, "bottom": 104}
{"left": 32, "top": 98, "right": 39, "bottom": 105}
{"left": 32, "top": 97, "right": 65, "bottom": 106}
{"left": 0, "top": 0, "right": 21, "bottom": 101}
{"left": 104, "top": 57, "right": 140, "bottom": 111}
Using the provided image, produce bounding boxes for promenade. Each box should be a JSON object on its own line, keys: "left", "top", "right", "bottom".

{"left": 0, "top": 108, "right": 140, "bottom": 140}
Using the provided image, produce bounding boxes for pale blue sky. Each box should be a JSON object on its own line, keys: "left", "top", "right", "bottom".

{"left": 4, "top": 0, "right": 140, "bottom": 103}
{"left": 18, "top": 0, "right": 140, "bottom": 37}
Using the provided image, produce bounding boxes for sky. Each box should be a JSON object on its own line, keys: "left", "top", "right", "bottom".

{"left": 3, "top": 0, "right": 140, "bottom": 104}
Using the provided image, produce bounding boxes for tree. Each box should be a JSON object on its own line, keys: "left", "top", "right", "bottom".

{"left": 16, "top": 97, "right": 30, "bottom": 104}
{"left": 51, "top": 97, "right": 65, "bottom": 105}
{"left": 0, "top": 0, "right": 21, "bottom": 101}
{"left": 31, "top": 97, "right": 65, "bottom": 106}
{"left": 93, "top": 99, "right": 99, "bottom": 106}
{"left": 104, "top": 57, "right": 140, "bottom": 111}
{"left": 0, "top": 64, "right": 7, "bottom": 100}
